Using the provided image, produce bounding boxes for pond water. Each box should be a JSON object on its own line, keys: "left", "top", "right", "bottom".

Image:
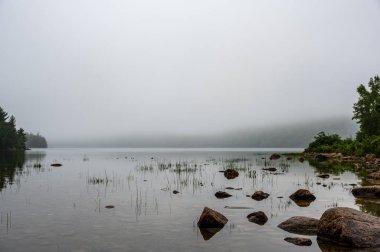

{"left": 0, "top": 148, "right": 374, "bottom": 252}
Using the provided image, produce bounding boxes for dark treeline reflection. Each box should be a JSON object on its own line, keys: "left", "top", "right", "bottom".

{"left": 0, "top": 151, "right": 25, "bottom": 190}
{"left": 0, "top": 151, "right": 46, "bottom": 191}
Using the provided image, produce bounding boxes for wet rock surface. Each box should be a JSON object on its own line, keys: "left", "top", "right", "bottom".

{"left": 352, "top": 186, "right": 380, "bottom": 198}
{"left": 317, "top": 207, "right": 380, "bottom": 248}
{"left": 223, "top": 169, "right": 239, "bottom": 179}
{"left": 284, "top": 237, "right": 312, "bottom": 246}
{"left": 197, "top": 207, "right": 228, "bottom": 228}
{"left": 289, "top": 189, "right": 316, "bottom": 207}
{"left": 50, "top": 163, "right": 62, "bottom": 167}
{"left": 251, "top": 191, "right": 270, "bottom": 201}
{"left": 215, "top": 191, "right": 232, "bottom": 199}
{"left": 247, "top": 211, "right": 268, "bottom": 225}
{"left": 278, "top": 216, "right": 319, "bottom": 235}
{"left": 262, "top": 167, "right": 277, "bottom": 172}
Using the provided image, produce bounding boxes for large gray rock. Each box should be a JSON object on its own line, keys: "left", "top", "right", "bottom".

{"left": 278, "top": 216, "right": 319, "bottom": 235}
{"left": 352, "top": 186, "right": 380, "bottom": 198}
{"left": 317, "top": 207, "right": 380, "bottom": 248}
{"left": 197, "top": 207, "right": 228, "bottom": 228}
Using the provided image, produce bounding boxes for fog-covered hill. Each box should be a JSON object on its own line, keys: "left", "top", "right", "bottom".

{"left": 50, "top": 117, "right": 358, "bottom": 148}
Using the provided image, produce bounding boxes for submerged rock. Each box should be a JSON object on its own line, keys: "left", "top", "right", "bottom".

{"left": 318, "top": 174, "right": 330, "bottom": 179}
{"left": 247, "top": 211, "right": 268, "bottom": 225}
{"left": 224, "top": 206, "right": 252, "bottom": 209}
{"left": 215, "top": 191, "right": 232, "bottom": 199}
{"left": 317, "top": 207, "right": 380, "bottom": 248}
{"left": 262, "top": 167, "right": 277, "bottom": 172}
{"left": 105, "top": 205, "right": 115, "bottom": 209}
{"left": 289, "top": 189, "right": 316, "bottom": 207}
{"left": 197, "top": 207, "right": 228, "bottom": 228}
{"left": 251, "top": 191, "right": 270, "bottom": 201}
{"left": 278, "top": 216, "right": 319, "bottom": 235}
{"left": 352, "top": 186, "right": 380, "bottom": 198}
{"left": 50, "top": 163, "right": 62, "bottom": 167}
{"left": 284, "top": 237, "right": 312, "bottom": 246}
{"left": 224, "top": 169, "right": 239, "bottom": 179}
{"left": 270, "top": 154, "right": 281, "bottom": 160}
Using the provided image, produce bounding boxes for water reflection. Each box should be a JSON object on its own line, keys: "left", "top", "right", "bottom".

{"left": 0, "top": 151, "right": 25, "bottom": 191}
{"left": 356, "top": 198, "right": 380, "bottom": 217}
{"left": 317, "top": 239, "right": 380, "bottom": 252}
{"left": 198, "top": 227, "right": 223, "bottom": 240}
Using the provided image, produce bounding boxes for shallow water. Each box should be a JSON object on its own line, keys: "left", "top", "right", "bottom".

{"left": 0, "top": 148, "right": 374, "bottom": 252}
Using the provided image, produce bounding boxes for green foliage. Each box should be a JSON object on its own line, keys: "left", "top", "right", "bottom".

{"left": 305, "top": 132, "right": 343, "bottom": 153}
{"left": 0, "top": 106, "right": 26, "bottom": 150}
{"left": 353, "top": 75, "right": 380, "bottom": 137}
{"left": 306, "top": 76, "right": 380, "bottom": 157}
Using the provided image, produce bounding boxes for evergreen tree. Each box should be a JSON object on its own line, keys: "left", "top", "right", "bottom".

{"left": 0, "top": 106, "right": 27, "bottom": 150}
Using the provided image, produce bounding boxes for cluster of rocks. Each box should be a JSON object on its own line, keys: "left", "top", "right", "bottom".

{"left": 305, "top": 152, "right": 380, "bottom": 169}
{"left": 278, "top": 207, "right": 380, "bottom": 248}
{"left": 198, "top": 153, "right": 380, "bottom": 249}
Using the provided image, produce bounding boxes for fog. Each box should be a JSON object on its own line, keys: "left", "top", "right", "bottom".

{"left": 1, "top": 0, "right": 379, "bottom": 146}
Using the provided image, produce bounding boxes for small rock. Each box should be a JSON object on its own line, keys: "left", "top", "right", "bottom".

{"left": 262, "top": 167, "right": 277, "bottom": 172}
{"left": 51, "top": 163, "right": 62, "bottom": 167}
{"left": 173, "top": 190, "right": 180, "bottom": 194}
{"left": 286, "top": 157, "right": 292, "bottom": 160}
{"left": 317, "top": 207, "right": 380, "bottom": 248}
{"left": 352, "top": 186, "right": 380, "bottom": 198}
{"left": 278, "top": 216, "right": 319, "bottom": 235}
{"left": 225, "top": 187, "right": 234, "bottom": 190}
{"left": 289, "top": 189, "right": 316, "bottom": 207}
{"left": 317, "top": 174, "right": 330, "bottom": 179}
{"left": 368, "top": 172, "right": 380, "bottom": 180}
{"left": 224, "top": 206, "right": 252, "bottom": 209}
{"left": 224, "top": 169, "right": 239, "bottom": 179}
{"left": 270, "top": 154, "right": 281, "bottom": 160}
{"left": 284, "top": 237, "right": 312, "bottom": 246}
{"left": 298, "top": 157, "right": 305, "bottom": 162}
{"left": 197, "top": 207, "right": 228, "bottom": 228}
{"left": 252, "top": 191, "right": 270, "bottom": 201}
{"left": 105, "top": 205, "right": 115, "bottom": 209}
{"left": 215, "top": 191, "right": 232, "bottom": 199}
{"left": 247, "top": 211, "right": 268, "bottom": 225}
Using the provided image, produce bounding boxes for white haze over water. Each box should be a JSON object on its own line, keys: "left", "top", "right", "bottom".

{"left": 0, "top": 0, "right": 379, "bottom": 144}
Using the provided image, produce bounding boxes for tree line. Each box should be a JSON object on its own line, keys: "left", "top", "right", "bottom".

{"left": 25, "top": 132, "right": 48, "bottom": 148}
{"left": 0, "top": 107, "right": 26, "bottom": 150}
{"left": 306, "top": 76, "right": 380, "bottom": 156}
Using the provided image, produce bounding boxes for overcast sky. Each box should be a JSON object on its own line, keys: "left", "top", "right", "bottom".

{"left": 1, "top": 0, "right": 379, "bottom": 143}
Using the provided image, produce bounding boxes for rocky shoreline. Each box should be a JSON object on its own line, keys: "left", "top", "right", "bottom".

{"left": 303, "top": 152, "right": 380, "bottom": 170}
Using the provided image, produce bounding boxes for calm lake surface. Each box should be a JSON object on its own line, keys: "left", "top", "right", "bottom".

{"left": 0, "top": 148, "right": 373, "bottom": 252}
